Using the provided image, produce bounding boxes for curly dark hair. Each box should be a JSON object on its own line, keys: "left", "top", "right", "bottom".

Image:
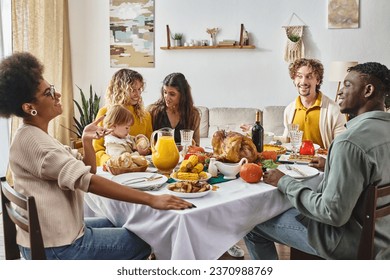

{"left": 288, "top": 58, "right": 324, "bottom": 92}
{"left": 150, "top": 72, "right": 197, "bottom": 129}
{"left": 0, "top": 52, "right": 44, "bottom": 118}
{"left": 348, "top": 62, "right": 390, "bottom": 109}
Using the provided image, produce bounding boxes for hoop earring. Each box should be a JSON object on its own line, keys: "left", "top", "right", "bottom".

{"left": 31, "top": 109, "right": 37, "bottom": 116}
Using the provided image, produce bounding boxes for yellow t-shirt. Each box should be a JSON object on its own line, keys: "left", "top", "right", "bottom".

{"left": 292, "top": 93, "right": 324, "bottom": 148}
{"left": 93, "top": 105, "right": 153, "bottom": 166}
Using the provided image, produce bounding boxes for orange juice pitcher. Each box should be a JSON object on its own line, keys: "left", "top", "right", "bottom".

{"left": 150, "top": 127, "right": 180, "bottom": 175}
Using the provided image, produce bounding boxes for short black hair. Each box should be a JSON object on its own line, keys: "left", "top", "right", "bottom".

{"left": 348, "top": 62, "right": 390, "bottom": 109}
{"left": 0, "top": 52, "right": 44, "bottom": 118}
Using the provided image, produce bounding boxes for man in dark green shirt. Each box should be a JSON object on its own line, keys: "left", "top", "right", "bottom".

{"left": 245, "top": 62, "right": 390, "bottom": 259}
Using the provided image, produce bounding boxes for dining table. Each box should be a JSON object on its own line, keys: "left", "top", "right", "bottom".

{"left": 84, "top": 166, "right": 323, "bottom": 260}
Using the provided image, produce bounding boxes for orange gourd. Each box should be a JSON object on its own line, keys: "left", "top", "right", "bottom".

{"left": 240, "top": 163, "right": 263, "bottom": 183}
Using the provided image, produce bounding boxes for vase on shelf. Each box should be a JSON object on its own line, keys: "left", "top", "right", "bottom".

{"left": 209, "top": 36, "right": 216, "bottom": 46}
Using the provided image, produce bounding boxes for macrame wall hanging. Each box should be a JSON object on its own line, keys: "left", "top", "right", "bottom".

{"left": 283, "top": 13, "right": 307, "bottom": 63}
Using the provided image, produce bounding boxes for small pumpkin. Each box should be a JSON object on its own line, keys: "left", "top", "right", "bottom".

{"left": 240, "top": 163, "right": 263, "bottom": 183}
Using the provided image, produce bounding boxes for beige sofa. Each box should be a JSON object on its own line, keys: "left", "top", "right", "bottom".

{"left": 197, "top": 106, "right": 286, "bottom": 147}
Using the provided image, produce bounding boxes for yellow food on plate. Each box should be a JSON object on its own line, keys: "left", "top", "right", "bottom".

{"left": 176, "top": 172, "right": 199, "bottom": 181}
{"left": 263, "top": 144, "right": 287, "bottom": 155}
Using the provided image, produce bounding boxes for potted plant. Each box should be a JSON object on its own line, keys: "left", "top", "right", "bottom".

{"left": 171, "top": 33, "right": 183, "bottom": 47}
{"left": 69, "top": 85, "right": 101, "bottom": 147}
{"left": 288, "top": 34, "right": 300, "bottom": 42}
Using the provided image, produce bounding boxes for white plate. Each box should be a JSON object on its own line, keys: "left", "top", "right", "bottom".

{"left": 277, "top": 164, "right": 319, "bottom": 179}
{"left": 282, "top": 143, "right": 320, "bottom": 152}
{"left": 166, "top": 187, "right": 212, "bottom": 199}
{"left": 112, "top": 172, "right": 168, "bottom": 189}
{"left": 170, "top": 172, "right": 212, "bottom": 182}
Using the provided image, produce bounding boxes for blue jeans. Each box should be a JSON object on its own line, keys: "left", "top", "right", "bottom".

{"left": 20, "top": 217, "right": 151, "bottom": 260}
{"left": 244, "top": 208, "right": 319, "bottom": 259}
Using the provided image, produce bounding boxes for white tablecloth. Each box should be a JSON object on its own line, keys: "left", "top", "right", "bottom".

{"left": 84, "top": 169, "right": 323, "bottom": 260}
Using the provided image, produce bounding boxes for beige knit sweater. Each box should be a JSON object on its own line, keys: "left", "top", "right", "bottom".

{"left": 9, "top": 124, "right": 93, "bottom": 248}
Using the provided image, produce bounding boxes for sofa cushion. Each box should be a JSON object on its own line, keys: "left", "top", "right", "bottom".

{"left": 208, "top": 107, "right": 262, "bottom": 138}
{"left": 262, "top": 106, "right": 286, "bottom": 136}
{"left": 197, "top": 106, "right": 209, "bottom": 138}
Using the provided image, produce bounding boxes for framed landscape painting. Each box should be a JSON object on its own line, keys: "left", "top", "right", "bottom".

{"left": 110, "top": 0, "right": 155, "bottom": 67}
{"left": 328, "top": 0, "right": 359, "bottom": 29}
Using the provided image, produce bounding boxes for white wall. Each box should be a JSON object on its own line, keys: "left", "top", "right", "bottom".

{"left": 0, "top": 0, "right": 12, "bottom": 177}
{"left": 68, "top": 0, "right": 390, "bottom": 110}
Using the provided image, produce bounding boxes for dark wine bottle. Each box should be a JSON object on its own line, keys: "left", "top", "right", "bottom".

{"left": 252, "top": 110, "right": 264, "bottom": 152}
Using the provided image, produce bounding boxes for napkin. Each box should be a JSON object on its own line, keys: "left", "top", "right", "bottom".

{"left": 208, "top": 174, "right": 237, "bottom": 184}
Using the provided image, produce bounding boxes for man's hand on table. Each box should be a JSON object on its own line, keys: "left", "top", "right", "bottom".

{"left": 308, "top": 156, "right": 326, "bottom": 172}
{"left": 150, "top": 194, "right": 196, "bottom": 210}
{"left": 263, "top": 169, "right": 285, "bottom": 187}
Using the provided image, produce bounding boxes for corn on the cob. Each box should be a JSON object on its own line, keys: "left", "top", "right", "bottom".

{"left": 191, "top": 163, "right": 204, "bottom": 174}
{"left": 177, "top": 172, "right": 199, "bottom": 181}
{"left": 186, "top": 155, "right": 198, "bottom": 169}
{"left": 198, "top": 171, "right": 208, "bottom": 179}
{"left": 179, "top": 160, "right": 190, "bottom": 172}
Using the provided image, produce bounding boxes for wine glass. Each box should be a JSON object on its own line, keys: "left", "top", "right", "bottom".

{"left": 290, "top": 130, "right": 303, "bottom": 155}
{"left": 180, "top": 129, "right": 194, "bottom": 154}
{"left": 287, "top": 123, "right": 299, "bottom": 138}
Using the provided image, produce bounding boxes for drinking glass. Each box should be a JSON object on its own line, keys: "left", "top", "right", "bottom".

{"left": 180, "top": 129, "right": 194, "bottom": 153}
{"left": 287, "top": 123, "right": 299, "bottom": 136}
{"left": 290, "top": 130, "right": 303, "bottom": 155}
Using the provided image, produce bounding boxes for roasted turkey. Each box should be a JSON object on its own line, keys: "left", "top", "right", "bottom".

{"left": 211, "top": 130, "right": 258, "bottom": 163}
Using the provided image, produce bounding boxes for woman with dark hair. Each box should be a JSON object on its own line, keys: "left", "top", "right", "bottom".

{"left": 93, "top": 68, "right": 153, "bottom": 166}
{"left": 0, "top": 52, "right": 194, "bottom": 260}
{"left": 148, "top": 72, "right": 201, "bottom": 145}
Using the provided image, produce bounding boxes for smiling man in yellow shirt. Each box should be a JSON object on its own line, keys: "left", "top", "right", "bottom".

{"left": 283, "top": 58, "right": 346, "bottom": 149}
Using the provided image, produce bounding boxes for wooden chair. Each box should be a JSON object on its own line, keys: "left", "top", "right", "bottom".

{"left": 290, "top": 183, "right": 390, "bottom": 260}
{"left": 1, "top": 177, "right": 46, "bottom": 260}
{"left": 70, "top": 138, "right": 84, "bottom": 155}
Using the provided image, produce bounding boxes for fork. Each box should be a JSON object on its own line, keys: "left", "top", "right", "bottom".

{"left": 122, "top": 174, "right": 162, "bottom": 185}
{"left": 285, "top": 165, "right": 307, "bottom": 177}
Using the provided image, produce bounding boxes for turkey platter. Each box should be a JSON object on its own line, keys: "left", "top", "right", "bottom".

{"left": 211, "top": 130, "right": 258, "bottom": 163}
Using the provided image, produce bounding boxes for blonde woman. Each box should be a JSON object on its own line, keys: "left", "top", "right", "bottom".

{"left": 93, "top": 69, "right": 153, "bottom": 166}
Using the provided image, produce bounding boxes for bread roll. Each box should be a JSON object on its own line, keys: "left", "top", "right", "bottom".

{"left": 107, "top": 156, "right": 120, "bottom": 168}
{"left": 119, "top": 152, "right": 133, "bottom": 167}
{"left": 131, "top": 155, "right": 147, "bottom": 166}
{"left": 135, "top": 135, "right": 149, "bottom": 150}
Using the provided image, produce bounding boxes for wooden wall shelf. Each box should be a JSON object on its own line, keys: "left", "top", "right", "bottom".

{"left": 162, "top": 23, "right": 255, "bottom": 50}
{"left": 160, "top": 45, "right": 255, "bottom": 50}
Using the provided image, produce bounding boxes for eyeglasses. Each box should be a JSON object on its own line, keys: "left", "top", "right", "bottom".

{"left": 44, "top": 85, "right": 56, "bottom": 99}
